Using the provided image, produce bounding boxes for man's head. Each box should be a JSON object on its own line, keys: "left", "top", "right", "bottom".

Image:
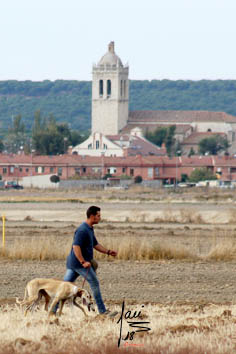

{"left": 86, "top": 206, "right": 101, "bottom": 225}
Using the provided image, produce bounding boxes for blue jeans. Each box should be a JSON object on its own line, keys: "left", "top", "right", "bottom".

{"left": 54, "top": 266, "right": 106, "bottom": 314}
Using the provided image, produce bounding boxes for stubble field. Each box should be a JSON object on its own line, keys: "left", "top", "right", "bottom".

{"left": 1, "top": 187, "right": 236, "bottom": 353}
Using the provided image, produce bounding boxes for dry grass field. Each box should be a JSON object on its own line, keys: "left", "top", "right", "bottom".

{"left": 1, "top": 186, "right": 236, "bottom": 353}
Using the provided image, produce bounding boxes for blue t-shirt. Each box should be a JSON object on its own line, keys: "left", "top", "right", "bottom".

{"left": 66, "top": 222, "right": 98, "bottom": 269}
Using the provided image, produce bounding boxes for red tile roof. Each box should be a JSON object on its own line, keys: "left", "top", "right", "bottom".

{"left": 126, "top": 136, "right": 166, "bottom": 156}
{"left": 2, "top": 154, "right": 236, "bottom": 169}
{"left": 128, "top": 110, "right": 236, "bottom": 123}
{"left": 105, "top": 134, "right": 166, "bottom": 156}
{"left": 122, "top": 123, "right": 192, "bottom": 134}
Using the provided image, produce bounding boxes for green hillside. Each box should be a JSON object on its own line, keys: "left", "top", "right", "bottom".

{"left": 1, "top": 79, "right": 236, "bottom": 135}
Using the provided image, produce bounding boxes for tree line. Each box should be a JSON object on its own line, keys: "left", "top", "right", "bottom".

{"left": 2, "top": 111, "right": 84, "bottom": 155}
{"left": 1, "top": 79, "right": 236, "bottom": 137}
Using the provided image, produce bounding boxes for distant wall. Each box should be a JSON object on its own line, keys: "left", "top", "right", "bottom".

{"left": 59, "top": 180, "right": 106, "bottom": 189}
{"left": 21, "top": 174, "right": 59, "bottom": 189}
{"left": 59, "top": 179, "right": 133, "bottom": 190}
{"left": 141, "top": 180, "right": 162, "bottom": 188}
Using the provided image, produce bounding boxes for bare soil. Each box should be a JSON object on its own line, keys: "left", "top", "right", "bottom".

{"left": 1, "top": 258, "right": 236, "bottom": 306}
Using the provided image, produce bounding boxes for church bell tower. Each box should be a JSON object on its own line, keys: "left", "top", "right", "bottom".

{"left": 92, "top": 42, "right": 129, "bottom": 135}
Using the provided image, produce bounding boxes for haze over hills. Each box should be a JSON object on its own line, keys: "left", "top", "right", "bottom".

{"left": 0, "top": 79, "right": 236, "bottom": 135}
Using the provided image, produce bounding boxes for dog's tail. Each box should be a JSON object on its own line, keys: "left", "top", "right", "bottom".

{"left": 16, "top": 297, "right": 23, "bottom": 304}
{"left": 16, "top": 286, "right": 28, "bottom": 305}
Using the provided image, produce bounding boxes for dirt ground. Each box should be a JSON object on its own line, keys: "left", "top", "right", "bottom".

{"left": 1, "top": 258, "right": 236, "bottom": 305}
{"left": 1, "top": 188, "right": 236, "bottom": 306}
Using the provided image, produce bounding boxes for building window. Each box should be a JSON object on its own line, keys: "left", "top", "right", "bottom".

{"left": 107, "top": 168, "right": 110, "bottom": 174}
{"left": 10, "top": 166, "right": 14, "bottom": 173}
{"left": 35, "top": 167, "right": 38, "bottom": 173}
{"left": 108, "top": 167, "right": 116, "bottom": 174}
{"left": 92, "top": 167, "right": 102, "bottom": 173}
{"left": 99, "top": 80, "right": 103, "bottom": 97}
{"left": 38, "top": 166, "right": 44, "bottom": 173}
{"left": 124, "top": 80, "right": 126, "bottom": 97}
{"left": 148, "top": 168, "right": 154, "bottom": 178}
{"left": 3, "top": 168, "right": 7, "bottom": 174}
{"left": 26, "top": 168, "right": 29, "bottom": 172}
{"left": 107, "top": 80, "right": 111, "bottom": 97}
{"left": 154, "top": 167, "right": 159, "bottom": 176}
{"left": 96, "top": 140, "right": 100, "bottom": 149}
{"left": 120, "top": 80, "right": 123, "bottom": 96}
{"left": 130, "top": 168, "right": 134, "bottom": 176}
{"left": 88, "top": 143, "right": 92, "bottom": 149}
{"left": 122, "top": 167, "right": 126, "bottom": 173}
{"left": 41, "top": 167, "right": 45, "bottom": 173}
{"left": 58, "top": 167, "right": 62, "bottom": 176}
{"left": 50, "top": 167, "right": 54, "bottom": 173}
{"left": 103, "top": 144, "right": 107, "bottom": 149}
{"left": 19, "top": 168, "right": 23, "bottom": 172}
{"left": 82, "top": 167, "right": 86, "bottom": 173}
{"left": 75, "top": 167, "right": 80, "bottom": 175}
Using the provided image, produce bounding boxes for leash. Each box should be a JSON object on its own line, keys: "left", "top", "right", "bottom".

{"left": 82, "top": 267, "right": 89, "bottom": 289}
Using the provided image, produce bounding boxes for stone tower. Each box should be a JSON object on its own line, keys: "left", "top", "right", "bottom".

{"left": 92, "top": 42, "right": 129, "bottom": 135}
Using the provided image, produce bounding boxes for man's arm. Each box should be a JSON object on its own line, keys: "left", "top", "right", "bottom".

{"left": 94, "top": 243, "right": 117, "bottom": 257}
{"left": 73, "top": 245, "right": 91, "bottom": 268}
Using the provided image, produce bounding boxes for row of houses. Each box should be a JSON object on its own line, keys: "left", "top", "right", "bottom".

{"left": 1, "top": 153, "right": 236, "bottom": 184}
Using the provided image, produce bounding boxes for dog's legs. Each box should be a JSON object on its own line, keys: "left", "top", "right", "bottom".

{"left": 58, "top": 299, "right": 66, "bottom": 317}
{"left": 48, "top": 297, "right": 61, "bottom": 317}
{"left": 44, "top": 293, "right": 51, "bottom": 312}
{"left": 39, "top": 290, "right": 51, "bottom": 311}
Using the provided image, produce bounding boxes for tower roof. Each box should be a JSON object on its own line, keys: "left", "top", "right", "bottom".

{"left": 98, "top": 41, "right": 123, "bottom": 67}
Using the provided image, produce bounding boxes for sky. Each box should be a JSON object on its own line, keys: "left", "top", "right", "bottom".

{"left": 0, "top": 0, "right": 236, "bottom": 81}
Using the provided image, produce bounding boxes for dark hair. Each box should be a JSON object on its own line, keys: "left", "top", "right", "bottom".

{"left": 86, "top": 206, "right": 100, "bottom": 218}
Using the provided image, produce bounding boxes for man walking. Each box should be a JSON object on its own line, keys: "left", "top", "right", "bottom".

{"left": 55, "top": 206, "right": 118, "bottom": 317}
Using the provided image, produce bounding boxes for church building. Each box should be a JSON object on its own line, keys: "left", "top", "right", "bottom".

{"left": 72, "top": 42, "right": 166, "bottom": 157}
{"left": 72, "top": 42, "right": 236, "bottom": 157}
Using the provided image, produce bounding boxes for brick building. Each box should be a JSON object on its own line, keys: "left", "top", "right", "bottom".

{"left": 1, "top": 153, "right": 236, "bottom": 185}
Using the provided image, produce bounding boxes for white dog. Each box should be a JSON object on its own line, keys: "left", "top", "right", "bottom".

{"left": 16, "top": 278, "right": 95, "bottom": 317}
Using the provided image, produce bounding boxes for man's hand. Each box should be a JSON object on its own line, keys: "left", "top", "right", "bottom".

{"left": 82, "top": 261, "right": 91, "bottom": 268}
{"left": 94, "top": 244, "right": 117, "bottom": 257}
{"left": 108, "top": 250, "right": 117, "bottom": 257}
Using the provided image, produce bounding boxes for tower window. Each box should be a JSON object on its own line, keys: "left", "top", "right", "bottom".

{"left": 96, "top": 140, "right": 100, "bottom": 149}
{"left": 120, "top": 80, "right": 123, "bottom": 97}
{"left": 107, "top": 80, "right": 111, "bottom": 97}
{"left": 124, "top": 80, "right": 126, "bottom": 97}
{"left": 99, "top": 80, "right": 103, "bottom": 97}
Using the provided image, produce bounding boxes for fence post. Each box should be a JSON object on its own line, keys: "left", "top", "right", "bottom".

{"left": 2, "top": 215, "right": 5, "bottom": 248}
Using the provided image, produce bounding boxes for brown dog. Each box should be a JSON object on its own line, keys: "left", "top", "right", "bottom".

{"left": 16, "top": 278, "right": 95, "bottom": 317}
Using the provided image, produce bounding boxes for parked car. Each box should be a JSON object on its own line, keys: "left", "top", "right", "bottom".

{"left": 5, "top": 181, "right": 24, "bottom": 189}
